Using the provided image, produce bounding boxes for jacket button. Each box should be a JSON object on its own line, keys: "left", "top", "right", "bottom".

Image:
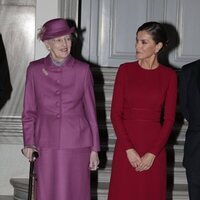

{"left": 56, "top": 90, "right": 61, "bottom": 95}
{"left": 56, "top": 114, "right": 61, "bottom": 118}
{"left": 56, "top": 102, "right": 60, "bottom": 106}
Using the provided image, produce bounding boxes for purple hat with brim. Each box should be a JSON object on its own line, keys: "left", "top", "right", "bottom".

{"left": 38, "top": 18, "right": 75, "bottom": 41}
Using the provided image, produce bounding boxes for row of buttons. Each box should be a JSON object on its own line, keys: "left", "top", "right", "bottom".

{"left": 55, "top": 76, "right": 61, "bottom": 119}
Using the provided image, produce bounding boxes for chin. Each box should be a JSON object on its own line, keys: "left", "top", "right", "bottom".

{"left": 59, "top": 54, "right": 69, "bottom": 59}
{"left": 136, "top": 56, "right": 142, "bottom": 60}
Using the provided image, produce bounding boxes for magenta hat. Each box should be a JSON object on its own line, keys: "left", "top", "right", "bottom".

{"left": 38, "top": 18, "right": 75, "bottom": 41}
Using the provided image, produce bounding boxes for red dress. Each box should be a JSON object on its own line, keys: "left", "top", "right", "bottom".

{"left": 108, "top": 62, "right": 177, "bottom": 200}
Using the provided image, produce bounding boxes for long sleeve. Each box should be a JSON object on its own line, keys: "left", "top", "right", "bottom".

{"left": 22, "top": 65, "right": 37, "bottom": 147}
{"left": 179, "top": 68, "right": 190, "bottom": 121}
{"left": 83, "top": 67, "right": 100, "bottom": 151}
{"left": 111, "top": 66, "right": 133, "bottom": 150}
{"left": 149, "top": 71, "right": 177, "bottom": 156}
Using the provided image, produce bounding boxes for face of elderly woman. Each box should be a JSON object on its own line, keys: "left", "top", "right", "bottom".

{"left": 44, "top": 34, "right": 72, "bottom": 62}
{"left": 135, "top": 30, "right": 163, "bottom": 61}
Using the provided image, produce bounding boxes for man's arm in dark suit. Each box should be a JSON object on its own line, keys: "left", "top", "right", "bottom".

{"left": 179, "top": 65, "right": 191, "bottom": 121}
{"left": 0, "top": 34, "right": 12, "bottom": 109}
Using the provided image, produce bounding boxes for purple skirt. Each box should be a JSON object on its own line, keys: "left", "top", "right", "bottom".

{"left": 34, "top": 147, "right": 91, "bottom": 200}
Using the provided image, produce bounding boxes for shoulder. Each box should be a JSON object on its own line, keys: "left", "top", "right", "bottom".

{"left": 29, "top": 58, "right": 44, "bottom": 67}
{"left": 158, "top": 65, "right": 177, "bottom": 85}
{"left": 159, "top": 65, "right": 177, "bottom": 77}
{"left": 118, "top": 61, "right": 137, "bottom": 72}
{"left": 27, "top": 58, "right": 45, "bottom": 71}
{"left": 71, "top": 58, "right": 92, "bottom": 80}
{"left": 182, "top": 59, "right": 200, "bottom": 72}
{"left": 73, "top": 58, "right": 90, "bottom": 72}
{"left": 120, "top": 61, "right": 137, "bottom": 68}
{"left": 25, "top": 58, "right": 45, "bottom": 78}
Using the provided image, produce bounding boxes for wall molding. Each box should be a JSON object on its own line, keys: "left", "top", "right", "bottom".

{"left": 172, "top": 0, "right": 200, "bottom": 63}
{"left": 0, "top": 0, "right": 35, "bottom": 6}
{"left": 0, "top": 116, "right": 23, "bottom": 144}
{"left": 58, "top": 0, "right": 79, "bottom": 22}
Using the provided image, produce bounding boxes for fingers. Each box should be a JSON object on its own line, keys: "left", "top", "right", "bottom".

{"left": 89, "top": 151, "right": 100, "bottom": 171}
{"left": 89, "top": 160, "right": 99, "bottom": 171}
{"left": 135, "top": 162, "right": 151, "bottom": 172}
{"left": 126, "top": 148, "right": 142, "bottom": 168}
{"left": 21, "top": 147, "right": 38, "bottom": 161}
{"left": 130, "top": 159, "right": 141, "bottom": 168}
{"left": 135, "top": 153, "right": 155, "bottom": 172}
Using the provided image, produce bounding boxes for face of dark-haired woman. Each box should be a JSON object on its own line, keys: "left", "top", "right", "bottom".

{"left": 135, "top": 30, "right": 163, "bottom": 61}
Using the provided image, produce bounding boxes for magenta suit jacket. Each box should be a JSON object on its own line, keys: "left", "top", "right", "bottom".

{"left": 22, "top": 54, "right": 100, "bottom": 151}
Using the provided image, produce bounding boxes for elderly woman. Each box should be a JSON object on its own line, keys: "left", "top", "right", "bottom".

{"left": 22, "top": 18, "right": 100, "bottom": 200}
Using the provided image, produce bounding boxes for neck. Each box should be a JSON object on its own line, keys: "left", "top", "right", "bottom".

{"left": 138, "top": 56, "right": 159, "bottom": 70}
{"left": 50, "top": 55, "right": 69, "bottom": 66}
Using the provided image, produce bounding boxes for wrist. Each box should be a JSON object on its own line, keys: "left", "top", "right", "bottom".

{"left": 126, "top": 148, "right": 134, "bottom": 154}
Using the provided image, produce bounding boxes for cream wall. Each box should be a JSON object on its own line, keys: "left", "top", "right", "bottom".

{"left": 0, "top": 0, "right": 60, "bottom": 195}
{"left": 35, "top": 0, "right": 60, "bottom": 59}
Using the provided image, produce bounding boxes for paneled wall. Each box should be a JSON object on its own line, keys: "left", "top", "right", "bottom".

{"left": 0, "top": 0, "right": 64, "bottom": 195}
{"left": 80, "top": 0, "right": 200, "bottom": 68}
{"left": 0, "top": 0, "right": 35, "bottom": 117}
{"left": 0, "top": 0, "right": 35, "bottom": 194}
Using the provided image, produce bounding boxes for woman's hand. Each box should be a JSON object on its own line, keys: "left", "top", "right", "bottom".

{"left": 22, "top": 147, "right": 38, "bottom": 161}
{"left": 89, "top": 151, "right": 100, "bottom": 171}
{"left": 135, "top": 152, "right": 156, "bottom": 172}
{"left": 126, "top": 148, "right": 141, "bottom": 168}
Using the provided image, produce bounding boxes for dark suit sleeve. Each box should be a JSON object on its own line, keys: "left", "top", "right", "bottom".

{"left": 179, "top": 67, "right": 190, "bottom": 121}
{"left": 0, "top": 34, "right": 12, "bottom": 108}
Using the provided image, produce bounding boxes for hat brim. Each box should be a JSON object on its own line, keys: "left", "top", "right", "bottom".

{"left": 42, "top": 27, "right": 75, "bottom": 41}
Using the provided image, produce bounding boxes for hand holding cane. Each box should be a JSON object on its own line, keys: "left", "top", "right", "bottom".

{"left": 28, "top": 151, "right": 39, "bottom": 200}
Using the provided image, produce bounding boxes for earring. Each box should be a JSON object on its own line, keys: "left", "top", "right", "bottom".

{"left": 47, "top": 47, "right": 51, "bottom": 51}
{"left": 155, "top": 49, "right": 160, "bottom": 54}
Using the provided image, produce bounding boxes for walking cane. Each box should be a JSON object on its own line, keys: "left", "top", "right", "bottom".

{"left": 28, "top": 151, "right": 39, "bottom": 200}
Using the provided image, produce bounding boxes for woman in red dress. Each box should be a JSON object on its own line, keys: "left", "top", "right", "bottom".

{"left": 108, "top": 22, "right": 177, "bottom": 200}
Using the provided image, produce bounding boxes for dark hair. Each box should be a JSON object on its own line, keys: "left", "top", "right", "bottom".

{"left": 137, "top": 21, "right": 168, "bottom": 50}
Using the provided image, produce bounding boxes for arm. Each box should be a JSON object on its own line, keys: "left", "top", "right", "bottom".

{"left": 179, "top": 68, "right": 189, "bottom": 120}
{"left": 110, "top": 66, "right": 133, "bottom": 150}
{"left": 83, "top": 66, "right": 100, "bottom": 170}
{"left": 83, "top": 66, "right": 100, "bottom": 152}
{"left": 149, "top": 71, "right": 177, "bottom": 156}
{"left": 22, "top": 65, "right": 37, "bottom": 148}
{"left": 111, "top": 66, "right": 141, "bottom": 167}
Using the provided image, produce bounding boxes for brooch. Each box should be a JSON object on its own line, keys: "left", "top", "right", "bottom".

{"left": 42, "top": 68, "right": 48, "bottom": 76}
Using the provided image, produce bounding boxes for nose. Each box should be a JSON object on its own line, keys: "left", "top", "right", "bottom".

{"left": 135, "top": 41, "right": 141, "bottom": 50}
{"left": 135, "top": 42, "right": 139, "bottom": 50}
{"left": 62, "top": 38, "right": 67, "bottom": 46}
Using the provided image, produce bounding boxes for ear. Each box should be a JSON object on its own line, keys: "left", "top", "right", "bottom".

{"left": 44, "top": 41, "right": 51, "bottom": 50}
{"left": 155, "top": 42, "right": 163, "bottom": 53}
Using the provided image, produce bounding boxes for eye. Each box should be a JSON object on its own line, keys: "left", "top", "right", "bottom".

{"left": 52, "top": 39, "right": 60, "bottom": 43}
{"left": 66, "top": 36, "right": 72, "bottom": 41}
{"left": 141, "top": 40, "right": 148, "bottom": 45}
